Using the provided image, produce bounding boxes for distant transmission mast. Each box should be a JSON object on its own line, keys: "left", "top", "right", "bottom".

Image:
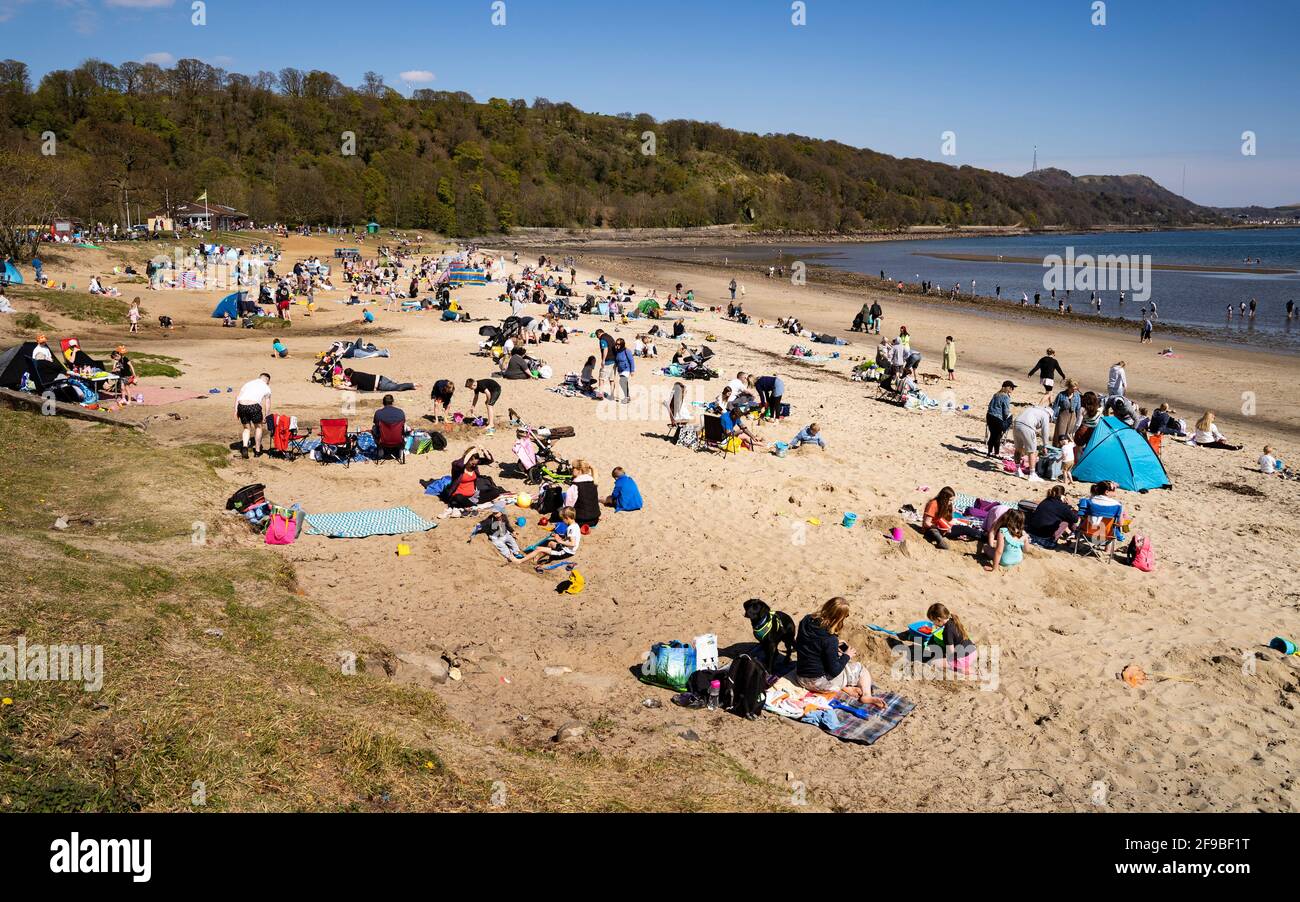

{"left": 1032, "top": 146, "right": 1038, "bottom": 172}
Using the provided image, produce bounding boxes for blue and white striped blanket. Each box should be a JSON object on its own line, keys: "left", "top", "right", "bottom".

{"left": 304, "top": 506, "right": 438, "bottom": 539}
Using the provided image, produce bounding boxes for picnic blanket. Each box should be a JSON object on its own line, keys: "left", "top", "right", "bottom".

{"left": 764, "top": 674, "right": 915, "bottom": 745}
{"left": 304, "top": 506, "right": 438, "bottom": 538}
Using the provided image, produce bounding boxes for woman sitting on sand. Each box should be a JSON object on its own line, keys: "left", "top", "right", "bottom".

{"left": 794, "top": 597, "right": 887, "bottom": 708}
{"left": 441, "top": 446, "right": 498, "bottom": 508}
{"left": 1025, "top": 485, "right": 1079, "bottom": 548}
{"left": 1189, "top": 411, "right": 1243, "bottom": 450}
{"left": 564, "top": 460, "right": 601, "bottom": 528}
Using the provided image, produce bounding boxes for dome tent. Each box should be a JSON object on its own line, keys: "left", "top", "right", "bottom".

{"left": 1071, "top": 415, "right": 1171, "bottom": 492}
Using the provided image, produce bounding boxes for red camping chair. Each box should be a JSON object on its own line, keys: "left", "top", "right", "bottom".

{"left": 375, "top": 418, "right": 407, "bottom": 464}
{"left": 268, "top": 414, "right": 313, "bottom": 461}
{"left": 318, "top": 417, "right": 356, "bottom": 467}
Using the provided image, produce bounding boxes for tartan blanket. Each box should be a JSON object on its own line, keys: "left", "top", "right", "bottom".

{"left": 765, "top": 675, "right": 915, "bottom": 745}
{"left": 304, "top": 506, "right": 438, "bottom": 538}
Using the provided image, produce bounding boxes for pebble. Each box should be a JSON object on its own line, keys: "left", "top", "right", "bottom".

{"left": 544, "top": 666, "right": 573, "bottom": 677}
{"left": 554, "top": 720, "right": 585, "bottom": 742}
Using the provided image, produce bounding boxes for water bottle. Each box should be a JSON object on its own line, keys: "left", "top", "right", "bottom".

{"left": 707, "top": 679, "right": 721, "bottom": 711}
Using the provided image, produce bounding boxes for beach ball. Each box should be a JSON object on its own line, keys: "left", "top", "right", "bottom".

{"left": 517, "top": 493, "right": 532, "bottom": 509}
{"left": 515, "top": 516, "right": 526, "bottom": 527}
{"left": 579, "top": 524, "right": 590, "bottom": 535}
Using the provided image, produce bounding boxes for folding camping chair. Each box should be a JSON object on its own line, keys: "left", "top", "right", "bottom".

{"left": 268, "top": 413, "right": 313, "bottom": 461}
{"left": 318, "top": 418, "right": 357, "bottom": 467}
{"left": 1072, "top": 497, "right": 1123, "bottom": 562}
{"left": 374, "top": 418, "right": 407, "bottom": 465}
{"left": 701, "top": 413, "right": 735, "bottom": 458}
{"left": 875, "top": 373, "right": 905, "bottom": 406}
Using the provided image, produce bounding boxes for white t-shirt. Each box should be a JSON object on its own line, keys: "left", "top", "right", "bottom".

{"left": 1260, "top": 454, "right": 1278, "bottom": 474}
{"left": 236, "top": 378, "right": 272, "bottom": 406}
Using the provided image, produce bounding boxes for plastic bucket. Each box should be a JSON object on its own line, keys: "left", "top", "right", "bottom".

{"left": 842, "top": 512, "right": 858, "bottom": 528}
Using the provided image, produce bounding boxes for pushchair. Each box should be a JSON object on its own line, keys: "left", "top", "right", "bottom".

{"left": 509, "top": 424, "right": 575, "bottom": 485}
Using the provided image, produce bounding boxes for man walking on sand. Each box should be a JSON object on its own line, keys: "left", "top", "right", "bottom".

{"left": 235, "top": 373, "right": 272, "bottom": 460}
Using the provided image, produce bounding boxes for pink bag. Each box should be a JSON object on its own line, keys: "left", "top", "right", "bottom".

{"left": 265, "top": 505, "right": 302, "bottom": 545}
{"left": 1130, "top": 534, "right": 1155, "bottom": 572}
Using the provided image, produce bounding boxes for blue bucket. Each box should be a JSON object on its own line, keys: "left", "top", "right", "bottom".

{"left": 842, "top": 512, "right": 858, "bottom": 528}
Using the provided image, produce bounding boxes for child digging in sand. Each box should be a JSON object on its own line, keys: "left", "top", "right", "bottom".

{"left": 514, "top": 507, "right": 580, "bottom": 570}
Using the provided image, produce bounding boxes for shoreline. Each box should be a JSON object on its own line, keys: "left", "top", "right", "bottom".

{"left": 548, "top": 247, "right": 1300, "bottom": 358}
{"left": 491, "top": 220, "right": 1300, "bottom": 249}
{"left": 543, "top": 248, "right": 1300, "bottom": 440}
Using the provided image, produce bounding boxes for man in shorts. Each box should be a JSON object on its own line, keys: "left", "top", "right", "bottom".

{"left": 1013, "top": 404, "right": 1053, "bottom": 482}
{"left": 235, "top": 373, "right": 272, "bottom": 459}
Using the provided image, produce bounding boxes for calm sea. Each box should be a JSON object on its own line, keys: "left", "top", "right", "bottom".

{"left": 641, "top": 228, "right": 1300, "bottom": 351}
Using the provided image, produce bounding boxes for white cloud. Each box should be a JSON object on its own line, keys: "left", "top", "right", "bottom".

{"left": 105, "top": 0, "right": 175, "bottom": 8}
{"left": 141, "top": 52, "right": 175, "bottom": 65}
{"left": 400, "top": 70, "right": 436, "bottom": 84}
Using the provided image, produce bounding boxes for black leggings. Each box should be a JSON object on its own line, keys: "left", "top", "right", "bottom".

{"left": 986, "top": 414, "right": 1007, "bottom": 455}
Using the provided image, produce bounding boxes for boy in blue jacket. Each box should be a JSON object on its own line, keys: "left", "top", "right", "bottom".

{"left": 604, "top": 467, "right": 643, "bottom": 512}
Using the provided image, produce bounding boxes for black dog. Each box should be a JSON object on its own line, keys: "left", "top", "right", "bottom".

{"left": 743, "top": 598, "right": 795, "bottom": 672}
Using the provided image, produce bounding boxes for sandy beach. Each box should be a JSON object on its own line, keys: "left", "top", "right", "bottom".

{"left": 6, "top": 232, "right": 1300, "bottom": 812}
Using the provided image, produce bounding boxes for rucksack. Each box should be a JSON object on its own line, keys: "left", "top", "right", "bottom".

{"left": 429, "top": 431, "right": 448, "bottom": 451}
{"left": 726, "top": 654, "right": 768, "bottom": 719}
{"left": 226, "top": 483, "right": 267, "bottom": 512}
{"left": 1129, "top": 534, "right": 1156, "bottom": 572}
{"left": 537, "top": 482, "right": 564, "bottom": 517}
{"left": 687, "top": 668, "right": 733, "bottom": 708}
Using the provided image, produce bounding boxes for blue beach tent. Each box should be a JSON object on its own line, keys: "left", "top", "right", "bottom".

{"left": 212, "top": 291, "right": 244, "bottom": 319}
{"left": 2, "top": 261, "right": 23, "bottom": 284}
{"left": 1071, "top": 415, "right": 1171, "bottom": 492}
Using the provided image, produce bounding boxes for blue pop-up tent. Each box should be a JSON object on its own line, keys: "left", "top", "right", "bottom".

{"left": 211, "top": 291, "right": 244, "bottom": 319}
{"left": 2, "top": 261, "right": 23, "bottom": 284}
{"left": 1072, "top": 415, "right": 1171, "bottom": 491}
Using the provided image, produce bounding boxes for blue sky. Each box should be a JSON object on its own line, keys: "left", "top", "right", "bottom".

{"left": 4, "top": 0, "right": 1297, "bottom": 207}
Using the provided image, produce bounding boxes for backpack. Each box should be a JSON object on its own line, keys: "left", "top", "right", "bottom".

{"left": 676, "top": 424, "right": 700, "bottom": 450}
{"left": 637, "top": 641, "right": 696, "bottom": 692}
{"left": 407, "top": 431, "right": 433, "bottom": 455}
{"left": 687, "top": 668, "right": 733, "bottom": 708}
{"left": 226, "top": 483, "right": 267, "bottom": 513}
{"left": 537, "top": 482, "right": 564, "bottom": 517}
{"left": 726, "top": 654, "right": 768, "bottom": 719}
{"left": 684, "top": 655, "right": 767, "bottom": 718}
{"left": 1129, "top": 534, "right": 1156, "bottom": 572}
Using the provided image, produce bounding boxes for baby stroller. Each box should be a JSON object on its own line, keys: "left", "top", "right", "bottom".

{"left": 681, "top": 347, "right": 718, "bottom": 380}
{"left": 311, "top": 355, "right": 337, "bottom": 385}
{"left": 510, "top": 424, "right": 575, "bottom": 485}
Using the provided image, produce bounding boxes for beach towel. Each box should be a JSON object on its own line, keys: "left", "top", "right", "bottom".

{"left": 304, "top": 506, "right": 438, "bottom": 539}
{"left": 764, "top": 674, "right": 915, "bottom": 745}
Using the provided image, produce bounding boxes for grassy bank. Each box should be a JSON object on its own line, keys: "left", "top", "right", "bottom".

{"left": 0, "top": 410, "right": 782, "bottom": 812}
